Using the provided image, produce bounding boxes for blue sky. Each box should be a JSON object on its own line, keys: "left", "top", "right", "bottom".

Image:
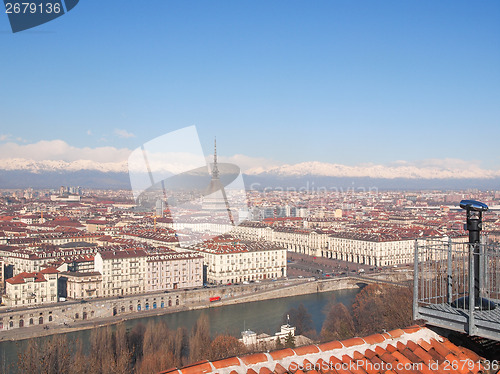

{"left": 1, "top": 1, "right": 499, "bottom": 173}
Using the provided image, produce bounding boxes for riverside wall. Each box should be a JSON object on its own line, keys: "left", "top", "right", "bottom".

{"left": 0, "top": 271, "right": 411, "bottom": 337}
{"left": 0, "top": 279, "right": 313, "bottom": 333}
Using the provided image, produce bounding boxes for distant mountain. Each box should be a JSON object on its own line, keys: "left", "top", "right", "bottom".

{"left": 245, "top": 161, "right": 500, "bottom": 180}
{"left": 0, "top": 170, "right": 130, "bottom": 189}
{"left": 0, "top": 158, "right": 127, "bottom": 174}
{"left": 1, "top": 169, "right": 498, "bottom": 191}
{"left": 244, "top": 174, "right": 500, "bottom": 191}
{"left": 0, "top": 158, "right": 498, "bottom": 190}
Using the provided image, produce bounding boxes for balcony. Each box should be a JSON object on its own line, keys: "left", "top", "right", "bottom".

{"left": 413, "top": 238, "right": 500, "bottom": 341}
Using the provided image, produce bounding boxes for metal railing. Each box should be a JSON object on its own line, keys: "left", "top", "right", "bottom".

{"left": 413, "top": 238, "right": 500, "bottom": 339}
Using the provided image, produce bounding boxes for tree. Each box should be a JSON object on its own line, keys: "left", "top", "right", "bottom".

{"left": 70, "top": 340, "right": 88, "bottom": 374}
{"left": 88, "top": 326, "right": 118, "bottom": 374}
{"left": 382, "top": 286, "right": 413, "bottom": 331}
{"left": 320, "top": 302, "right": 355, "bottom": 342}
{"left": 114, "top": 323, "right": 132, "bottom": 374}
{"left": 352, "top": 284, "right": 413, "bottom": 336}
{"left": 136, "top": 321, "right": 174, "bottom": 374}
{"left": 207, "top": 335, "right": 246, "bottom": 361}
{"left": 189, "top": 313, "right": 211, "bottom": 363}
{"left": 17, "top": 335, "right": 71, "bottom": 374}
{"left": 283, "top": 332, "right": 295, "bottom": 348}
{"left": 127, "top": 322, "right": 146, "bottom": 365}
{"left": 275, "top": 336, "right": 284, "bottom": 350}
{"left": 282, "top": 303, "right": 313, "bottom": 336}
{"left": 171, "top": 327, "right": 188, "bottom": 368}
{"left": 142, "top": 321, "right": 169, "bottom": 357}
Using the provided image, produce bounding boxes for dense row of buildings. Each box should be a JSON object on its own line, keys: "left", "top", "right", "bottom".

{"left": 1, "top": 188, "right": 500, "bottom": 311}
{"left": 1, "top": 245, "right": 206, "bottom": 307}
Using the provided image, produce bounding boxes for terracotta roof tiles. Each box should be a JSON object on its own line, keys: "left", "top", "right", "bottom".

{"left": 213, "top": 357, "right": 241, "bottom": 369}
{"left": 240, "top": 353, "right": 269, "bottom": 366}
{"left": 293, "top": 345, "right": 320, "bottom": 356}
{"left": 342, "top": 337, "right": 365, "bottom": 348}
{"left": 270, "top": 349, "right": 295, "bottom": 361}
{"left": 318, "top": 341, "right": 343, "bottom": 352}
{"left": 158, "top": 326, "right": 493, "bottom": 374}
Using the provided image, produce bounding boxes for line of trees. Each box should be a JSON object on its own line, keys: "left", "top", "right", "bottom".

{"left": 283, "top": 284, "right": 413, "bottom": 343}
{"left": 320, "top": 284, "right": 413, "bottom": 341}
{"left": 15, "top": 284, "right": 413, "bottom": 374}
{"left": 16, "top": 314, "right": 247, "bottom": 374}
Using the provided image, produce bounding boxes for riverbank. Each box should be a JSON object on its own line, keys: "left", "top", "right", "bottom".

{"left": 0, "top": 287, "right": 363, "bottom": 374}
{"left": 0, "top": 270, "right": 413, "bottom": 343}
{"left": 0, "top": 276, "right": 360, "bottom": 342}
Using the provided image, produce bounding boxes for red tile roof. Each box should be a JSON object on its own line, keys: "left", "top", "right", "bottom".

{"left": 158, "top": 326, "right": 492, "bottom": 374}
{"left": 5, "top": 267, "right": 58, "bottom": 284}
{"left": 40, "top": 267, "right": 59, "bottom": 274}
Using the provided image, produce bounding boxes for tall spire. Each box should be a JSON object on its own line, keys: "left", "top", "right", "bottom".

{"left": 212, "top": 137, "right": 219, "bottom": 179}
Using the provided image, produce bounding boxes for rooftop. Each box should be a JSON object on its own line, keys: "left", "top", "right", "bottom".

{"left": 159, "top": 325, "right": 491, "bottom": 374}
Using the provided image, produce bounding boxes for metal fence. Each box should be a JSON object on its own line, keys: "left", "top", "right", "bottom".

{"left": 413, "top": 238, "right": 500, "bottom": 340}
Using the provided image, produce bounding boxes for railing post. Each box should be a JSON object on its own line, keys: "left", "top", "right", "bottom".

{"left": 480, "top": 235, "right": 487, "bottom": 299}
{"left": 413, "top": 239, "right": 419, "bottom": 321}
{"left": 468, "top": 242, "right": 476, "bottom": 335}
{"left": 447, "top": 237, "right": 453, "bottom": 304}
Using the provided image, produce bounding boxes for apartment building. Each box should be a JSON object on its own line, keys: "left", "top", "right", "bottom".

{"left": 146, "top": 251, "right": 203, "bottom": 291}
{"left": 326, "top": 233, "right": 450, "bottom": 267}
{"left": 188, "top": 237, "right": 287, "bottom": 284}
{"left": 3, "top": 268, "right": 59, "bottom": 307}
{"left": 61, "top": 271, "right": 102, "bottom": 300}
{"left": 94, "top": 249, "right": 148, "bottom": 297}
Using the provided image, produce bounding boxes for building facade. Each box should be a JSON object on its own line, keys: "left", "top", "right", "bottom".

{"left": 94, "top": 250, "right": 148, "bottom": 297}
{"left": 3, "top": 268, "right": 59, "bottom": 307}
{"left": 61, "top": 271, "right": 103, "bottom": 300}
{"left": 146, "top": 251, "right": 203, "bottom": 291}
{"left": 188, "top": 237, "right": 287, "bottom": 284}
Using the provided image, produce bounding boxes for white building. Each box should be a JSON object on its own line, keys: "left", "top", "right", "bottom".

{"left": 3, "top": 268, "right": 59, "bottom": 307}
{"left": 94, "top": 249, "right": 148, "bottom": 297}
{"left": 146, "top": 251, "right": 203, "bottom": 291}
{"left": 326, "top": 233, "right": 449, "bottom": 267}
{"left": 241, "top": 324, "right": 295, "bottom": 348}
{"left": 188, "top": 237, "right": 287, "bottom": 284}
{"left": 0, "top": 247, "right": 96, "bottom": 276}
{"left": 61, "top": 271, "right": 102, "bottom": 300}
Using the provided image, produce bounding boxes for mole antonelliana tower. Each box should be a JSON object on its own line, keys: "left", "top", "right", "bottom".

{"left": 202, "top": 138, "right": 229, "bottom": 212}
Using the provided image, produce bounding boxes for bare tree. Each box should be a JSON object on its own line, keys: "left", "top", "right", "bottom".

{"left": 171, "top": 327, "right": 188, "bottom": 368}
{"left": 88, "top": 326, "right": 119, "bottom": 374}
{"left": 113, "top": 323, "right": 132, "bottom": 374}
{"left": 189, "top": 313, "right": 211, "bottom": 363}
{"left": 17, "top": 335, "right": 71, "bottom": 374}
{"left": 282, "top": 303, "right": 314, "bottom": 337}
{"left": 352, "top": 284, "right": 413, "bottom": 336}
{"left": 320, "top": 302, "right": 355, "bottom": 342}
{"left": 207, "top": 335, "right": 246, "bottom": 361}
{"left": 127, "top": 322, "right": 146, "bottom": 366}
{"left": 69, "top": 340, "right": 88, "bottom": 374}
{"left": 136, "top": 321, "right": 175, "bottom": 374}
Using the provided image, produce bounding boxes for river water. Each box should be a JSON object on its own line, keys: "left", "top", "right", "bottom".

{"left": 0, "top": 288, "right": 359, "bottom": 373}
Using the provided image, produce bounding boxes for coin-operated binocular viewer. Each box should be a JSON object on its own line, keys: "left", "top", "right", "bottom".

{"left": 452, "top": 200, "right": 496, "bottom": 310}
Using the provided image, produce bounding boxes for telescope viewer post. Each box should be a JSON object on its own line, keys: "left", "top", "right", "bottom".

{"left": 451, "top": 200, "right": 496, "bottom": 310}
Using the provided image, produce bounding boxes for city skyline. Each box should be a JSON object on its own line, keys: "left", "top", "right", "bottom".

{"left": 1, "top": 1, "right": 499, "bottom": 181}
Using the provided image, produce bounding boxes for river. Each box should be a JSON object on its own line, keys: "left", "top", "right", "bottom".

{"left": 0, "top": 288, "right": 359, "bottom": 373}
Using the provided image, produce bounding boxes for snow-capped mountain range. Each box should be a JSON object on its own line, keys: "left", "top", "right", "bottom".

{"left": 0, "top": 158, "right": 128, "bottom": 174}
{"left": 1, "top": 157, "right": 500, "bottom": 180}
{"left": 247, "top": 160, "right": 500, "bottom": 180}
